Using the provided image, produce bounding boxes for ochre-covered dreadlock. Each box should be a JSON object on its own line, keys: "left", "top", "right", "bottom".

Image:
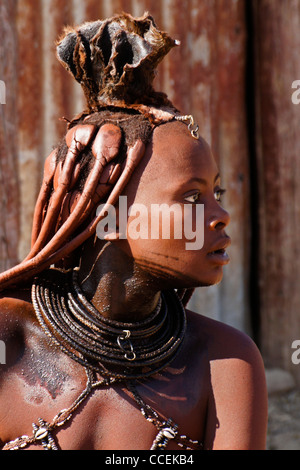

{"left": 0, "top": 12, "right": 194, "bottom": 306}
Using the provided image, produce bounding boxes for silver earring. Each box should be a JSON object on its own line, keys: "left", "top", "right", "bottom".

{"left": 175, "top": 115, "right": 200, "bottom": 139}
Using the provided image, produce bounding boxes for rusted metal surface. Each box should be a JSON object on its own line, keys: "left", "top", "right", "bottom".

{"left": 253, "top": 0, "right": 300, "bottom": 384}
{"left": 213, "top": 0, "right": 250, "bottom": 332}
{"left": 16, "top": 0, "right": 43, "bottom": 259}
{"left": 2, "top": 0, "right": 299, "bottom": 384}
{"left": 0, "top": 0, "right": 19, "bottom": 271}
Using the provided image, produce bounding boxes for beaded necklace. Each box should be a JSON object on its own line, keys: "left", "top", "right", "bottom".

{"left": 2, "top": 268, "right": 202, "bottom": 451}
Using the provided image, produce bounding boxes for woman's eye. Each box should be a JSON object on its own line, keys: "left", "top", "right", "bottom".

{"left": 184, "top": 192, "right": 201, "bottom": 203}
{"left": 214, "top": 188, "right": 226, "bottom": 202}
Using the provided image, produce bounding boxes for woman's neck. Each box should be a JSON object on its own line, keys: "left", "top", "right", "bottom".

{"left": 77, "top": 239, "right": 161, "bottom": 323}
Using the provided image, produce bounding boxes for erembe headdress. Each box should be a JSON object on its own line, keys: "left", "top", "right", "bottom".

{"left": 1, "top": 14, "right": 202, "bottom": 451}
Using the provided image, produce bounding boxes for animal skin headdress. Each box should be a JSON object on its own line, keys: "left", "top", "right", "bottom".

{"left": 56, "top": 12, "right": 180, "bottom": 124}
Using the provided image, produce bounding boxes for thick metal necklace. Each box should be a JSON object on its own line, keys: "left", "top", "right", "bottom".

{"left": 2, "top": 268, "right": 202, "bottom": 451}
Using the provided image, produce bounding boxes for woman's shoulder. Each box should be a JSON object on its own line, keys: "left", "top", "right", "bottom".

{"left": 186, "top": 309, "right": 268, "bottom": 449}
{"left": 185, "top": 308, "right": 264, "bottom": 369}
{"left": 0, "top": 289, "right": 35, "bottom": 335}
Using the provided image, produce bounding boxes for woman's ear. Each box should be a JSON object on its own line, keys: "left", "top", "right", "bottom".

{"left": 96, "top": 204, "right": 126, "bottom": 242}
{"left": 103, "top": 233, "right": 122, "bottom": 241}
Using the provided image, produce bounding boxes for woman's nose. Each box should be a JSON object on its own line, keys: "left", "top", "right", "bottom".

{"left": 207, "top": 205, "right": 230, "bottom": 231}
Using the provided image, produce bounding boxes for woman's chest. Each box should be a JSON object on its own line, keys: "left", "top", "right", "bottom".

{"left": 0, "top": 318, "right": 210, "bottom": 450}
{"left": 0, "top": 359, "right": 208, "bottom": 450}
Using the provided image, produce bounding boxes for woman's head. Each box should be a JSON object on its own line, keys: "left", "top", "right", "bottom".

{"left": 41, "top": 116, "right": 231, "bottom": 289}
{"left": 112, "top": 120, "right": 231, "bottom": 289}
{"left": 0, "top": 13, "right": 230, "bottom": 298}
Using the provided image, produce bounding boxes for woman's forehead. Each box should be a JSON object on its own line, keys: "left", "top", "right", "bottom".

{"left": 150, "top": 122, "right": 213, "bottom": 170}
{"left": 128, "top": 122, "right": 219, "bottom": 197}
{"left": 124, "top": 121, "right": 218, "bottom": 200}
{"left": 152, "top": 122, "right": 209, "bottom": 156}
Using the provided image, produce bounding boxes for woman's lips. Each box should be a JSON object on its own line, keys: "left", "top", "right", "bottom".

{"left": 207, "top": 237, "right": 231, "bottom": 265}
{"left": 207, "top": 248, "right": 230, "bottom": 265}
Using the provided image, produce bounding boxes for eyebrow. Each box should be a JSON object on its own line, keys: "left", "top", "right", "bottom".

{"left": 184, "top": 173, "right": 220, "bottom": 186}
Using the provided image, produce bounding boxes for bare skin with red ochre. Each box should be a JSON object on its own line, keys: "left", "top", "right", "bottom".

{"left": 0, "top": 122, "right": 268, "bottom": 450}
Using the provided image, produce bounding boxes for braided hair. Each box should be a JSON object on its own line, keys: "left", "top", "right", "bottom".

{"left": 0, "top": 13, "right": 194, "bottom": 306}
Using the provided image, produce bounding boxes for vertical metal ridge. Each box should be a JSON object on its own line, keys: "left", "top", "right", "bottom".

{"left": 0, "top": 0, "right": 19, "bottom": 270}
{"left": 16, "top": 0, "right": 43, "bottom": 260}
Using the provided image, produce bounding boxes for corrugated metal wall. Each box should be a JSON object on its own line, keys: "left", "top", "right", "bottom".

{"left": 1, "top": 0, "right": 300, "bottom": 384}
{"left": 253, "top": 0, "right": 300, "bottom": 382}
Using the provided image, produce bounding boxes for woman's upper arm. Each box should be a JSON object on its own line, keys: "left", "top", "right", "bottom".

{"left": 204, "top": 329, "right": 268, "bottom": 450}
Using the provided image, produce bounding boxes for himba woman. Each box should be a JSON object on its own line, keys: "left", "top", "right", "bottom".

{"left": 0, "top": 13, "right": 267, "bottom": 450}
